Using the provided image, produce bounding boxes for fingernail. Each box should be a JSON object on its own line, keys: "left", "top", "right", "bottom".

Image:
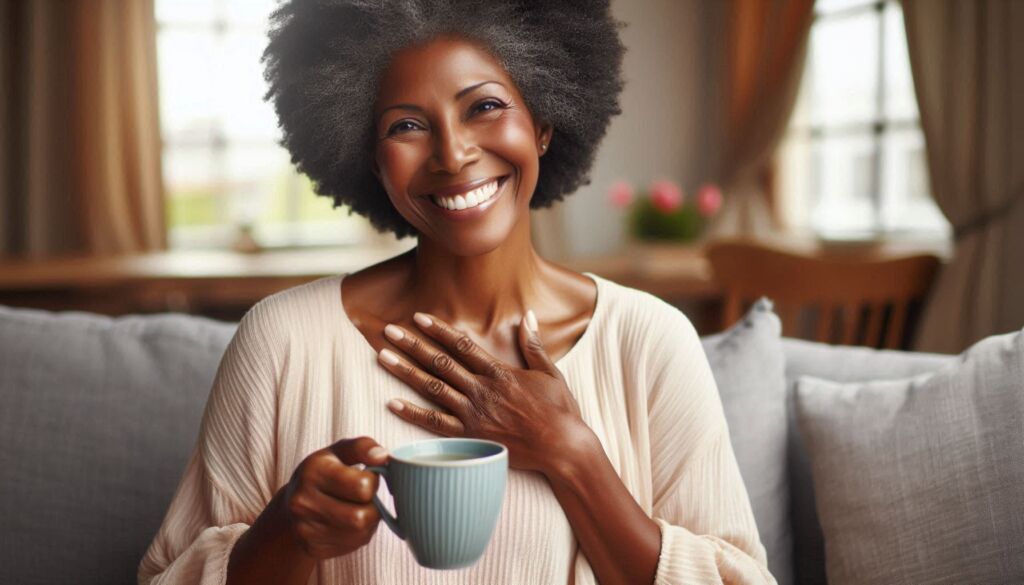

{"left": 387, "top": 399, "right": 404, "bottom": 412}
{"left": 384, "top": 323, "right": 404, "bottom": 341}
{"left": 368, "top": 446, "right": 388, "bottom": 459}
{"left": 379, "top": 348, "right": 399, "bottom": 366}
{"left": 413, "top": 312, "right": 432, "bottom": 328}
{"left": 526, "top": 309, "right": 538, "bottom": 333}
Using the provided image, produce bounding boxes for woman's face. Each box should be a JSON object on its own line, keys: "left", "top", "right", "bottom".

{"left": 372, "top": 35, "right": 552, "bottom": 254}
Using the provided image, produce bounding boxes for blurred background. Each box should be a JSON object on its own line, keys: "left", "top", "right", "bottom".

{"left": 1, "top": 0, "right": 1021, "bottom": 353}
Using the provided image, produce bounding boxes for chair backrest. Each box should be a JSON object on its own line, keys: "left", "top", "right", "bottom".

{"left": 707, "top": 239, "right": 941, "bottom": 349}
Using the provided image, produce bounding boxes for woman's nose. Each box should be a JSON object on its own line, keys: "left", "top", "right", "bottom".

{"left": 428, "top": 120, "right": 479, "bottom": 174}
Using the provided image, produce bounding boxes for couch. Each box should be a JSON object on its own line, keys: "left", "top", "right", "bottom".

{"left": 1, "top": 299, "right": 1018, "bottom": 585}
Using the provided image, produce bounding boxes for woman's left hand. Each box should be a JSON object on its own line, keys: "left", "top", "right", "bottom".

{"left": 376, "top": 310, "right": 591, "bottom": 475}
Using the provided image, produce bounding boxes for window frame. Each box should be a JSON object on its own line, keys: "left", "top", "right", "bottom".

{"left": 780, "top": 0, "right": 949, "bottom": 241}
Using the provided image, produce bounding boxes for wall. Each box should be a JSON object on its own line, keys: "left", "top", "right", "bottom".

{"left": 537, "top": 0, "right": 722, "bottom": 259}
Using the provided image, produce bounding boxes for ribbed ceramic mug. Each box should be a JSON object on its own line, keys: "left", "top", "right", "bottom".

{"left": 366, "top": 438, "right": 508, "bottom": 569}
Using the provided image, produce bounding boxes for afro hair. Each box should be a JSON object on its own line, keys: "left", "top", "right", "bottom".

{"left": 262, "top": 0, "right": 628, "bottom": 239}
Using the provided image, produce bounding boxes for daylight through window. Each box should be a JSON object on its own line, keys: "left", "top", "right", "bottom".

{"left": 777, "top": 0, "right": 950, "bottom": 240}
{"left": 156, "top": 0, "right": 373, "bottom": 249}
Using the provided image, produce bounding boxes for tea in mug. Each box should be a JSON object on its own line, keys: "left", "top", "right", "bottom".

{"left": 411, "top": 453, "right": 479, "bottom": 462}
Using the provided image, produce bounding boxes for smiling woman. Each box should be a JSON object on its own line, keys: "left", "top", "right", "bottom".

{"left": 368, "top": 35, "right": 553, "bottom": 255}
{"left": 138, "top": 2, "right": 777, "bottom": 585}
{"left": 259, "top": 0, "right": 625, "bottom": 241}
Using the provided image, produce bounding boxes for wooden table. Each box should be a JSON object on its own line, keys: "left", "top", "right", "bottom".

{"left": 0, "top": 242, "right": 723, "bottom": 330}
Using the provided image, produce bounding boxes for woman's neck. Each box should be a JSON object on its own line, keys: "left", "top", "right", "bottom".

{"left": 404, "top": 226, "right": 553, "bottom": 335}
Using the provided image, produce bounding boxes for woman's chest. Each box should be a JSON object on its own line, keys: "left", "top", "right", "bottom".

{"left": 274, "top": 341, "right": 645, "bottom": 491}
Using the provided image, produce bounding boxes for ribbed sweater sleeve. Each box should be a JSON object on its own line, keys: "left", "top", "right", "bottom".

{"left": 645, "top": 305, "right": 777, "bottom": 585}
{"left": 138, "top": 300, "right": 282, "bottom": 585}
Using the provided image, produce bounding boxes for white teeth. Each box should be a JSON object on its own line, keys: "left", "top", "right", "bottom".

{"left": 431, "top": 177, "right": 502, "bottom": 211}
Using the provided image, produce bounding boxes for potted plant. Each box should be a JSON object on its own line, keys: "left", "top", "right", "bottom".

{"left": 608, "top": 179, "right": 722, "bottom": 245}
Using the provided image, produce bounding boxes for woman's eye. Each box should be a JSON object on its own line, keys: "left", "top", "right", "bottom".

{"left": 473, "top": 99, "right": 505, "bottom": 114}
{"left": 387, "top": 121, "right": 420, "bottom": 136}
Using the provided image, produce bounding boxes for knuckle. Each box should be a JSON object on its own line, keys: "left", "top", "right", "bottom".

{"left": 349, "top": 508, "right": 366, "bottom": 531}
{"left": 407, "top": 335, "right": 422, "bottom": 352}
{"left": 454, "top": 334, "right": 474, "bottom": 355}
{"left": 431, "top": 353, "right": 454, "bottom": 373}
{"left": 354, "top": 474, "right": 376, "bottom": 501}
{"left": 423, "top": 377, "right": 446, "bottom": 397}
{"left": 296, "top": 460, "right": 318, "bottom": 486}
{"left": 425, "top": 409, "right": 445, "bottom": 430}
{"left": 526, "top": 335, "right": 545, "bottom": 352}
{"left": 350, "top": 507, "right": 375, "bottom": 531}
{"left": 481, "top": 386, "right": 501, "bottom": 406}
{"left": 351, "top": 436, "right": 375, "bottom": 453}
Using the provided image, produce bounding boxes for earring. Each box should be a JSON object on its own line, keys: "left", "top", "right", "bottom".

{"left": 541, "top": 144, "right": 547, "bottom": 151}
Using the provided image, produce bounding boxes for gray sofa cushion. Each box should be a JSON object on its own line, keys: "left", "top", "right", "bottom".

{"left": 780, "top": 339, "right": 954, "bottom": 585}
{"left": 0, "top": 306, "right": 236, "bottom": 585}
{"left": 793, "top": 328, "right": 1024, "bottom": 585}
{"left": 703, "top": 299, "right": 792, "bottom": 585}
{"left": 781, "top": 338, "right": 953, "bottom": 384}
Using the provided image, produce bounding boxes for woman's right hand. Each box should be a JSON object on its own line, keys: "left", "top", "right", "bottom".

{"left": 281, "top": 436, "right": 390, "bottom": 560}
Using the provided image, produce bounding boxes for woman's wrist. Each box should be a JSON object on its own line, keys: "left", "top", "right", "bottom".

{"left": 539, "top": 418, "right": 603, "bottom": 483}
{"left": 227, "top": 486, "right": 317, "bottom": 585}
{"left": 540, "top": 420, "right": 662, "bottom": 585}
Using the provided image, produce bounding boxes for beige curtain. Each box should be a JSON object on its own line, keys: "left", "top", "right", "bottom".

{"left": 0, "top": 0, "right": 166, "bottom": 259}
{"left": 903, "top": 0, "right": 1024, "bottom": 353}
{"left": 706, "top": 0, "right": 815, "bottom": 239}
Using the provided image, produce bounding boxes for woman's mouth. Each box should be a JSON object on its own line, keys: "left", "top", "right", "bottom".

{"left": 427, "top": 175, "right": 510, "bottom": 221}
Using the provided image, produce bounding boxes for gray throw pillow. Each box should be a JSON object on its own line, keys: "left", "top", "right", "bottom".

{"left": 780, "top": 338, "right": 954, "bottom": 585}
{"left": 0, "top": 305, "right": 237, "bottom": 585}
{"left": 794, "top": 328, "right": 1024, "bottom": 585}
{"left": 702, "top": 298, "right": 792, "bottom": 585}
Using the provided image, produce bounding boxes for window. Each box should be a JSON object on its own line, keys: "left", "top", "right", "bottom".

{"left": 156, "top": 0, "right": 382, "bottom": 249}
{"left": 777, "top": 0, "right": 950, "bottom": 241}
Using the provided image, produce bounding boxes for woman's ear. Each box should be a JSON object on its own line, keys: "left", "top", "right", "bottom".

{"left": 537, "top": 122, "right": 554, "bottom": 156}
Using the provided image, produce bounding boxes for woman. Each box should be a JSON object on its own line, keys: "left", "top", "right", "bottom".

{"left": 139, "top": 1, "right": 776, "bottom": 584}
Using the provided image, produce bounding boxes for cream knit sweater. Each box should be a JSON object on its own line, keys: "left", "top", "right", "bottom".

{"left": 138, "top": 272, "right": 776, "bottom": 585}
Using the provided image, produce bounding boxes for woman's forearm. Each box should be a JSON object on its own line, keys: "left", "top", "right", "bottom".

{"left": 226, "top": 487, "right": 318, "bottom": 585}
{"left": 544, "top": 424, "right": 662, "bottom": 585}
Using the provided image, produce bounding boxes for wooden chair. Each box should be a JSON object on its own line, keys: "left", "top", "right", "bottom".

{"left": 706, "top": 239, "right": 941, "bottom": 349}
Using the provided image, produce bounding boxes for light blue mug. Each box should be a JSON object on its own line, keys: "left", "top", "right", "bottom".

{"left": 366, "top": 438, "right": 508, "bottom": 569}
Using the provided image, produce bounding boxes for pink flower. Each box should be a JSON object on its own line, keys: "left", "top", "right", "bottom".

{"left": 607, "top": 180, "right": 634, "bottom": 209}
{"left": 696, "top": 183, "right": 723, "bottom": 217}
{"left": 649, "top": 179, "right": 684, "bottom": 213}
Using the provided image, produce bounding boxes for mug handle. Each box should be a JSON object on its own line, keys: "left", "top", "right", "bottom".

{"left": 365, "top": 465, "right": 405, "bottom": 540}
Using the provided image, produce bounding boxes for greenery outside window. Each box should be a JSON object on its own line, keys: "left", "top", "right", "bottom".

{"left": 156, "top": 0, "right": 375, "bottom": 250}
